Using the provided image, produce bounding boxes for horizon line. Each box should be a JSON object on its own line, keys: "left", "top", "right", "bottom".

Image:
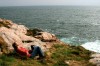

{"left": 0, "top": 4, "right": 100, "bottom": 7}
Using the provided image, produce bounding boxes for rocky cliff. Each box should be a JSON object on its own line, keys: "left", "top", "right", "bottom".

{"left": 0, "top": 18, "right": 62, "bottom": 54}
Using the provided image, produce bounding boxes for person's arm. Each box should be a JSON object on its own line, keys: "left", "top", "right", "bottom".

{"left": 26, "top": 50, "right": 31, "bottom": 57}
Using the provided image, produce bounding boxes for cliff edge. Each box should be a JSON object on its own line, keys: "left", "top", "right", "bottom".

{"left": 0, "top": 18, "right": 95, "bottom": 66}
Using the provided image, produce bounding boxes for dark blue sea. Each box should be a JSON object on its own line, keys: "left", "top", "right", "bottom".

{"left": 0, "top": 6, "right": 100, "bottom": 46}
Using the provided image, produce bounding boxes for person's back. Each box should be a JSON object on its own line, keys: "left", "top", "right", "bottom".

{"left": 16, "top": 46, "right": 31, "bottom": 57}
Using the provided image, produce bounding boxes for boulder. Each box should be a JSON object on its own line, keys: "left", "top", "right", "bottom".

{"left": 27, "top": 28, "right": 58, "bottom": 42}
{"left": 34, "top": 32, "right": 57, "bottom": 42}
{"left": 89, "top": 53, "right": 100, "bottom": 65}
{"left": 27, "top": 28, "right": 43, "bottom": 36}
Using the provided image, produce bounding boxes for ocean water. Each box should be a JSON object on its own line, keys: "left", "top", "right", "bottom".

{"left": 0, "top": 6, "right": 100, "bottom": 52}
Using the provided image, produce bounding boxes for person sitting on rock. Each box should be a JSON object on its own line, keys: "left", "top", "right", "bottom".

{"left": 12, "top": 42, "right": 45, "bottom": 59}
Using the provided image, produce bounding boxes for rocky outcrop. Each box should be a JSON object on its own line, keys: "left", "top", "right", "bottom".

{"left": 0, "top": 18, "right": 59, "bottom": 54}
{"left": 89, "top": 53, "right": 100, "bottom": 66}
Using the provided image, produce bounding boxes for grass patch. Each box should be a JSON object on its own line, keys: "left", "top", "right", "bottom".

{"left": 0, "top": 44, "right": 95, "bottom": 66}
{"left": 51, "top": 44, "right": 94, "bottom": 66}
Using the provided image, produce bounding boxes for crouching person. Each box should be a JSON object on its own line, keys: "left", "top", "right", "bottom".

{"left": 12, "top": 42, "right": 45, "bottom": 59}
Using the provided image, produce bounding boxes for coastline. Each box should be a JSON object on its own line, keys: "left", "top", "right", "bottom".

{"left": 0, "top": 18, "right": 96, "bottom": 66}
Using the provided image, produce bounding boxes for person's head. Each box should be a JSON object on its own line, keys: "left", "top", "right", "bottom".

{"left": 12, "top": 42, "right": 18, "bottom": 50}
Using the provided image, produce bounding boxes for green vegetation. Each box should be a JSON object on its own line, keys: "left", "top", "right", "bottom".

{"left": 51, "top": 44, "right": 96, "bottom": 66}
{"left": 0, "top": 44, "right": 96, "bottom": 66}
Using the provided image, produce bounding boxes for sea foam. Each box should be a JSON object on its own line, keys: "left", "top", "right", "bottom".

{"left": 60, "top": 37, "right": 100, "bottom": 53}
{"left": 81, "top": 40, "right": 100, "bottom": 53}
{"left": 60, "top": 37, "right": 88, "bottom": 46}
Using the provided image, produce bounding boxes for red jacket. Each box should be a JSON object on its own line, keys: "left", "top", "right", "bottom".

{"left": 16, "top": 47, "right": 31, "bottom": 57}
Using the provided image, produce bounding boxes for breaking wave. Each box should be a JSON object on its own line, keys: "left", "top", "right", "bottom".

{"left": 81, "top": 40, "right": 100, "bottom": 53}
{"left": 60, "top": 37, "right": 100, "bottom": 53}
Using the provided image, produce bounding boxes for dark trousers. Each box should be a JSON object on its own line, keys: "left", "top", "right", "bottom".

{"left": 30, "top": 45, "right": 44, "bottom": 58}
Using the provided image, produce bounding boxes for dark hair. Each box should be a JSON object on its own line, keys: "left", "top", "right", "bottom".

{"left": 31, "top": 45, "right": 35, "bottom": 50}
{"left": 12, "top": 42, "right": 18, "bottom": 50}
